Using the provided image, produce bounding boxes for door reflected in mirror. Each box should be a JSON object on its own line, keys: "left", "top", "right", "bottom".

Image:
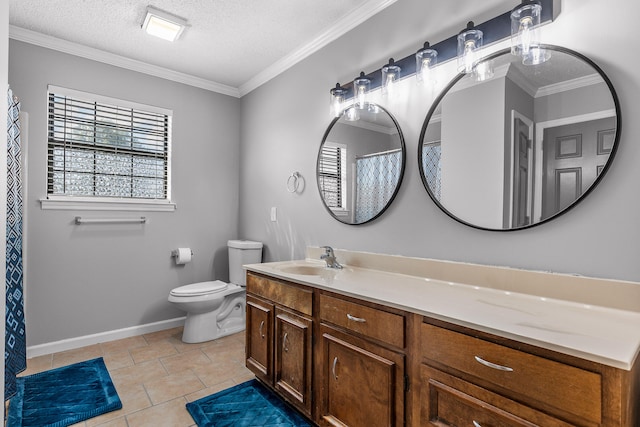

{"left": 419, "top": 45, "right": 620, "bottom": 231}
{"left": 318, "top": 104, "right": 405, "bottom": 225}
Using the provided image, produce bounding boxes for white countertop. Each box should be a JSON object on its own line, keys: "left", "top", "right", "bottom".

{"left": 245, "top": 257, "right": 640, "bottom": 371}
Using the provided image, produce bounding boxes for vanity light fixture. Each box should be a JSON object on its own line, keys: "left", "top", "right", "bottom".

{"left": 457, "top": 21, "right": 483, "bottom": 74}
{"left": 416, "top": 42, "right": 438, "bottom": 85}
{"left": 329, "top": 83, "right": 348, "bottom": 117}
{"left": 353, "top": 72, "right": 371, "bottom": 110}
{"left": 381, "top": 58, "right": 401, "bottom": 97}
{"left": 327, "top": 0, "right": 554, "bottom": 113}
{"left": 511, "top": 0, "right": 550, "bottom": 64}
{"left": 142, "top": 6, "right": 188, "bottom": 42}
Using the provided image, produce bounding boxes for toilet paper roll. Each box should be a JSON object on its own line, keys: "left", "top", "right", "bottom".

{"left": 175, "top": 248, "right": 192, "bottom": 265}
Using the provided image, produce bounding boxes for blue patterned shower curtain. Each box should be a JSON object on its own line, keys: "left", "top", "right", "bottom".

{"left": 354, "top": 149, "right": 402, "bottom": 223}
{"left": 5, "top": 87, "right": 26, "bottom": 400}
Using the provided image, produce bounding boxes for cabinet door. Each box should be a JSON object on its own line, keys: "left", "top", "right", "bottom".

{"left": 246, "top": 294, "right": 273, "bottom": 383}
{"left": 320, "top": 325, "right": 405, "bottom": 427}
{"left": 275, "top": 307, "right": 312, "bottom": 415}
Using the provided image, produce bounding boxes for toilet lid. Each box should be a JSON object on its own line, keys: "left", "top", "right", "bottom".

{"left": 170, "top": 280, "right": 228, "bottom": 297}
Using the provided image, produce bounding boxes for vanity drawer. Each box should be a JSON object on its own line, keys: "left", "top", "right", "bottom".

{"left": 319, "top": 294, "right": 405, "bottom": 348}
{"left": 421, "top": 323, "right": 602, "bottom": 425}
{"left": 246, "top": 273, "right": 312, "bottom": 316}
{"left": 421, "top": 365, "right": 573, "bottom": 427}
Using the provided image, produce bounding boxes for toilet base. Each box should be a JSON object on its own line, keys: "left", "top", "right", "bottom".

{"left": 181, "top": 291, "right": 246, "bottom": 343}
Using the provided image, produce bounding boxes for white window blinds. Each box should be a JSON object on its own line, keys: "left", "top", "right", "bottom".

{"left": 318, "top": 144, "right": 346, "bottom": 209}
{"left": 47, "top": 86, "right": 171, "bottom": 200}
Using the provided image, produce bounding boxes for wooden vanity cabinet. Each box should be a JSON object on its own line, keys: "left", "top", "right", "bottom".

{"left": 246, "top": 294, "right": 273, "bottom": 384}
{"left": 418, "top": 318, "right": 640, "bottom": 427}
{"left": 245, "top": 273, "right": 314, "bottom": 417}
{"left": 318, "top": 292, "right": 407, "bottom": 427}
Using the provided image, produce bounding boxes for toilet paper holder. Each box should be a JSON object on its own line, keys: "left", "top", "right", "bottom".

{"left": 171, "top": 248, "right": 194, "bottom": 258}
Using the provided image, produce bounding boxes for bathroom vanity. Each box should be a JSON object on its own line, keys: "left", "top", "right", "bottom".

{"left": 244, "top": 248, "right": 640, "bottom": 427}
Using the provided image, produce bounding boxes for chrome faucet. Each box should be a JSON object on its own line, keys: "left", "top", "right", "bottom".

{"left": 320, "top": 246, "right": 343, "bottom": 269}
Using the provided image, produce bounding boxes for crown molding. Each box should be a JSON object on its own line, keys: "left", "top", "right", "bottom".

{"left": 535, "top": 73, "right": 602, "bottom": 98}
{"left": 238, "top": 0, "right": 398, "bottom": 97}
{"left": 9, "top": 0, "right": 397, "bottom": 99}
{"left": 9, "top": 25, "right": 240, "bottom": 98}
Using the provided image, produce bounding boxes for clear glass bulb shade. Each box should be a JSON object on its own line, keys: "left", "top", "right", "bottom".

{"left": 416, "top": 49, "right": 438, "bottom": 85}
{"left": 381, "top": 64, "right": 401, "bottom": 97}
{"left": 457, "top": 29, "right": 483, "bottom": 74}
{"left": 343, "top": 106, "right": 360, "bottom": 121}
{"left": 329, "top": 85, "right": 347, "bottom": 117}
{"left": 511, "top": 2, "right": 548, "bottom": 64}
{"left": 353, "top": 75, "right": 371, "bottom": 110}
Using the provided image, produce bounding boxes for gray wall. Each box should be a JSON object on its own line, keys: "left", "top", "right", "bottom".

{"left": 238, "top": 0, "right": 640, "bottom": 283}
{"left": 9, "top": 40, "right": 241, "bottom": 346}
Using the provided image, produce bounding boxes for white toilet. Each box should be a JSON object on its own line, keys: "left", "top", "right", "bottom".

{"left": 168, "top": 240, "right": 263, "bottom": 343}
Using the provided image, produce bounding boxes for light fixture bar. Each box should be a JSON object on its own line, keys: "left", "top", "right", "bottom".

{"left": 142, "top": 6, "right": 188, "bottom": 42}
{"left": 333, "top": 0, "right": 555, "bottom": 98}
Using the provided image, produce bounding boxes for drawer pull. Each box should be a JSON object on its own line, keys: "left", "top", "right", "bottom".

{"left": 332, "top": 356, "right": 339, "bottom": 381}
{"left": 259, "top": 320, "right": 265, "bottom": 339}
{"left": 282, "top": 332, "right": 289, "bottom": 352}
{"left": 474, "top": 355, "right": 514, "bottom": 372}
{"left": 346, "top": 313, "right": 366, "bottom": 323}
{"left": 473, "top": 421, "right": 482, "bottom": 427}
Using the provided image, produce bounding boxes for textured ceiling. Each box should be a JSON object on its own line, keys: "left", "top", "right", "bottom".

{"left": 9, "top": 0, "right": 392, "bottom": 94}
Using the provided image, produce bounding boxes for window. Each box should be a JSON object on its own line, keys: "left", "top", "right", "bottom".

{"left": 318, "top": 143, "right": 347, "bottom": 211}
{"left": 44, "top": 85, "right": 174, "bottom": 210}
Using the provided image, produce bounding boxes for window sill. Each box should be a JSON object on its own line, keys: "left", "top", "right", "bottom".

{"left": 40, "top": 196, "right": 176, "bottom": 212}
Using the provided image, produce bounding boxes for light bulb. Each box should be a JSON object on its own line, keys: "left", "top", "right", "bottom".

{"left": 463, "top": 41, "right": 476, "bottom": 74}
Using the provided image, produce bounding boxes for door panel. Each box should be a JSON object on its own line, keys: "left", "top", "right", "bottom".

{"left": 275, "top": 307, "right": 312, "bottom": 415}
{"left": 542, "top": 117, "right": 615, "bottom": 219}
{"left": 246, "top": 295, "right": 273, "bottom": 383}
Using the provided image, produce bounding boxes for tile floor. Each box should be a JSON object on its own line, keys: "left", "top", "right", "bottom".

{"left": 17, "top": 327, "right": 255, "bottom": 427}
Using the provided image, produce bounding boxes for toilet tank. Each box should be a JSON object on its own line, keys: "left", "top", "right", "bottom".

{"left": 228, "top": 240, "right": 263, "bottom": 286}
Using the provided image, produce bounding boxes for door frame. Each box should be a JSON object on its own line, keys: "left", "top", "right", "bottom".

{"left": 533, "top": 109, "right": 616, "bottom": 223}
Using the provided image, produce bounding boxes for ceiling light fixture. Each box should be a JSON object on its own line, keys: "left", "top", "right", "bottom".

{"left": 142, "top": 6, "right": 188, "bottom": 42}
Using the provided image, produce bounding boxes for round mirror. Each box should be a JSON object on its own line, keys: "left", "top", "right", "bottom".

{"left": 318, "top": 104, "right": 406, "bottom": 225}
{"left": 419, "top": 45, "right": 620, "bottom": 231}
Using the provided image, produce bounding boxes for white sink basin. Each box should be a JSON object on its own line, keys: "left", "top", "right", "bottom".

{"left": 276, "top": 265, "right": 326, "bottom": 276}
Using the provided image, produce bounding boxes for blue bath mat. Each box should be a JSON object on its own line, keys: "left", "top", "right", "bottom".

{"left": 186, "top": 379, "right": 312, "bottom": 427}
{"left": 6, "top": 357, "right": 122, "bottom": 427}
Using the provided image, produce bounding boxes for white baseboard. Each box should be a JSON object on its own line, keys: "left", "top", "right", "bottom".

{"left": 26, "top": 317, "right": 186, "bottom": 358}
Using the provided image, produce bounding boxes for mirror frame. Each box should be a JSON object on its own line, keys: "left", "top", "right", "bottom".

{"left": 317, "top": 103, "right": 406, "bottom": 225}
{"left": 418, "top": 44, "right": 621, "bottom": 231}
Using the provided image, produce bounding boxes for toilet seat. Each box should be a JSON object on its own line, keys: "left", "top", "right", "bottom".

{"left": 170, "top": 280, "right": 228, "bottom": 297}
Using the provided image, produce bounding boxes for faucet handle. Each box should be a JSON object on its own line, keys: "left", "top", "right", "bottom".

{"left": 321, "top": 245, "right": 334, "bottom": 255}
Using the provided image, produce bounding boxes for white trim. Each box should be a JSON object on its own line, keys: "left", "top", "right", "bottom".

{"left": 9, "top": 0, "right": 397, "bottom": 98}
{"left": 536, "top": 73, "right": 602, "bottom": 98}
{"left": 9, "top": 26, "right": 240, "bottom": 98}
{"left": 48, "top": 84, "right": 173, "bottom": 116}
{"left": 236, "top": 0, "right": 398, "bottom": 96}
{"left": 40, "top": 196, "right": 177, "bottom": 211}
{"left": 26, "top": 317, "right": 186, "bottom": 358}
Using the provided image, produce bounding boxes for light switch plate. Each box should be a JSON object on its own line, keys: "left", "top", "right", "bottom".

{"left": 270, "top": 207, "right": 277, "bottom": 222}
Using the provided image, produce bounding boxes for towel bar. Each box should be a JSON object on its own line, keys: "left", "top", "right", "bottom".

{"left": 75, "top": 216, "right": 147, "bottom": 224}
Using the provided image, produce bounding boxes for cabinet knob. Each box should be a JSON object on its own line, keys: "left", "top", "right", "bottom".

{"left": 332, "top": 356, "right": 339, "bottom": 381}
{"left": 283, "top": 332, "right": 289, "bottom": 352}
{"left": 259, "top": 320, "right": 265, "bottom": 339}
{"left": 474, "top": 355, "right": 513, "bottom": 372}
